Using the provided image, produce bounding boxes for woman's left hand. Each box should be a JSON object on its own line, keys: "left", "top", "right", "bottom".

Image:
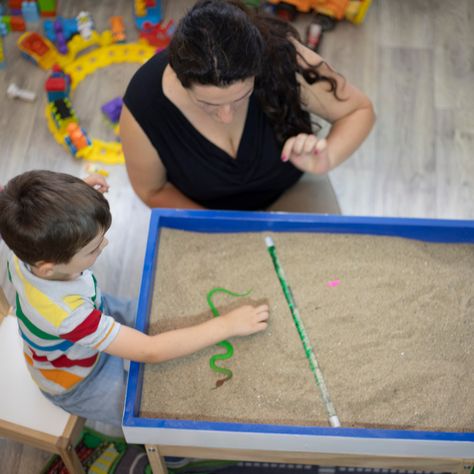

{"left": 281, "top": 134, "right": 331, "bottom": 174}
{"left": 83, "top": 174, "right": 110, "bottom": 193}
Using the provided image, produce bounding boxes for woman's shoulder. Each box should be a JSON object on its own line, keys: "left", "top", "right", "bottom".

{"left": 124, "top": 49, "right": 169, "bottom": 102}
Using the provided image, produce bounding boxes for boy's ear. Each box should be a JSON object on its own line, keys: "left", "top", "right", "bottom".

{"left": 32, "top": 261, "right": 56, "bottom": 278}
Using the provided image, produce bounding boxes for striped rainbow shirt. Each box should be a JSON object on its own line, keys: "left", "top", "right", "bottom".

{"left": 7, "top": 253, "right": 121, "bottom": 395}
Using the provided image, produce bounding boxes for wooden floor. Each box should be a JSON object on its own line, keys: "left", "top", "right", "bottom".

{"left": 0, "top": 0, "right": 473, "bottom": 471}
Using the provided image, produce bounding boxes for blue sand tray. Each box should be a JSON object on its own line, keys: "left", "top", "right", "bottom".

{"left": 123, "top": 209, "right": 474, "bottom": 463}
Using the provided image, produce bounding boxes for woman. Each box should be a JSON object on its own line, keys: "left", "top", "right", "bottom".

{"left": 120, "top": 0, "right": 375, "bottom": 212}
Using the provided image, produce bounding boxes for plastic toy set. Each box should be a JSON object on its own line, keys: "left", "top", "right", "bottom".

{"left": 0, "top": 0, "right": 57, "bottom": 35}
{"left": 5, "top": 0, "right": 372, "bottom": 165}
{"left": 12, "top": 6, "right": 165, "bottom": 164}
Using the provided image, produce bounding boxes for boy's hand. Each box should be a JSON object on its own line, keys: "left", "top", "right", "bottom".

{"left": 223, "top": 304, "right": 269, "bottom": 337}
{"left": 83, "top": 174, "right": 110, "bottom": 193}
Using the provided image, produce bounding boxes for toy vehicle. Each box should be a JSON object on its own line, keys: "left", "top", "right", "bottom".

{"left": 266, "top": 0, "right": 372, "bottom": 25}
{"left": 17, "top": 31, "right": 58, "bottom": 69}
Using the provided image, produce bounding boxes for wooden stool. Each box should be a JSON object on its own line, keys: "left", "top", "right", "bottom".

{"left": 0, "top": 288, "right": 86, "bottom": 474}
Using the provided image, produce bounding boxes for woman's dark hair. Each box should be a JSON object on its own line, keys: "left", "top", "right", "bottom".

{"left": 0, "top": 170, "right": 111, "bottom": 265}
{"left": 169, "top": 0, "right": 341, "bottom": 144}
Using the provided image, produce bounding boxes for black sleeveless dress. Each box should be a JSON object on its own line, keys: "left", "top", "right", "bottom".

{"left": 123, "top": 50, "right": 303, "bottom": 210}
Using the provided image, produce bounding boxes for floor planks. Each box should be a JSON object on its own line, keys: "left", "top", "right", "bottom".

{"left": 0, "top": 0, "right": 473, "bottom": 471}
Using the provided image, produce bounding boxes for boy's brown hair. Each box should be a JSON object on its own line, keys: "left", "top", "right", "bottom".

{"left": 0, "top": 170, "right": 111, "bottom": 265}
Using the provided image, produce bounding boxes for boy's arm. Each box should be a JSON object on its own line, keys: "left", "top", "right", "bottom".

{"left": 83, "top": 174, "right": 109, "bottom": 193}
{"left": 104, "top": 304, "right": 269, "bottom": 363}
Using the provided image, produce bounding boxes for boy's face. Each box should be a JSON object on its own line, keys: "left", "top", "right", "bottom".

{"left": 41, "top": 231, "right": 109, "bottom": 280}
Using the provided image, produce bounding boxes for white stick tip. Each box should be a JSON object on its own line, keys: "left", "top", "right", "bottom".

{"left": 264, "top": 236, "right": 274, "bottom": 248}
{"left": 329, "top": 416, "right": 341, "bottom": 428}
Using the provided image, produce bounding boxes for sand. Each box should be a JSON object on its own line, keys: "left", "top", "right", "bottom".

{"left": 139, "top": 229, "right": 474, "bottom": 432}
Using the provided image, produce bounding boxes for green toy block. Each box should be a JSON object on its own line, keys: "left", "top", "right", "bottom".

{"left": 37, "top": 0, "right": 57, "bottom": 15}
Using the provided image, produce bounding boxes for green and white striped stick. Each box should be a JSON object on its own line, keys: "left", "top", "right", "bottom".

{"left": 265, "top": 236, "right": 341, "bottom": 428}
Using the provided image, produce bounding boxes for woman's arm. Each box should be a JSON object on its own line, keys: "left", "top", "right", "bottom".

{"left": 281, "top": 40, "right": 376, "bottom": 174}
{"left": 104, "top": 303, "right": 269, "bottom": 363}
{"left": 120, "top": 105, "right": 204, "bottom": 209}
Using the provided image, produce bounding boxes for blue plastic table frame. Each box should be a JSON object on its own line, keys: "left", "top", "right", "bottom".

{"left": 123, "top": 210, "right": 474, "bottom": 472}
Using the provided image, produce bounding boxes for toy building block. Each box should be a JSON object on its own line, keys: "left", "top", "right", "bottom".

{"left": 37, "top": 0, "right": 57, "bottom": 17}
{"left": 0, "top": 37, "right": 5, "bottom": 69}
{"left": 6, "top": 83, "right": 37, "bottom": 101}
{"left": 85, "top": 163, "right": 109, "bottom": 177}
{"left": 10, "top": 15, "right": 26, "bottom": 31}
{"left": 134, "top": 0, "right": 146, "bottom": 17}
{"left": 87, "top": 443, "right": 120, "bottom": 474}
{"left": 134, "top": 0, "right": 161, "bottom": 30}
{"left": 76, "top": 139, "right": 124, "bottom": 165}
{"left": 50, "top": 97, "right": 77, "bottom": 132}
{"left": 110, "top": 15, "right": 125, "bottom": 43}
{"left": 64, "top": 122, "right": 91, "bottom": 157}
{"left": 45, "top": 76, "right": 68, "bottom": 100}
{"left": 0, "top": 17, "right": 9, "bottom": 35}
{"left": 244, "top": 0, "right": 261, "bottom": 7}
{"left": 22, "top": 1, "right": 40, "bottom": 23}
{"left": 345, "top": 0, "right": 372, "bottom": 24}
{"left": 44, "top": 16, "right": 79, "bottom": 47}
{"left": 54, "top": 30, "right": 113, "bottom": 70}
{"left": 54, "top": 29, "right": 67, "bottom": 54}
{"left": 139, "top": 18, "right": 173, "bottom": 49}
{"left": 8, "top": 0, "right": 23, "bottom": 9}
{"left": 101, "top": 97, "right": 123, "bottom": 124}
{"left": 45, "top": 66, "right": 71, "bottom": 101}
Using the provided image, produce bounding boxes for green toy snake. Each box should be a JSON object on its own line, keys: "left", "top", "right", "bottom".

{"left": 207, "top": 287, "right": 251, "bottom": 389}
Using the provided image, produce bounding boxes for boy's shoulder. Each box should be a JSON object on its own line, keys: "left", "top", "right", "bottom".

{"left": 8, "top": 252, "right": 97, "bottom": 298}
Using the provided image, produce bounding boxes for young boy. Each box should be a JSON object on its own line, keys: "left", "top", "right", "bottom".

{"left": 0, "top": 170, "right": 269, "bottom": 427}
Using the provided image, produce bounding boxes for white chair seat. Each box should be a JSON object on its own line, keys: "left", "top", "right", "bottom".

{"left": 0, "top": 305, "right": 85, "bottom": 474}
{"left": 0, "top": 315, "right": 74, "bottom": 435}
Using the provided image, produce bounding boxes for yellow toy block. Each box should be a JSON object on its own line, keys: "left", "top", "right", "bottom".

{"left": 0, "top": 37, "right": 4, "bottom": 68}
{"left": 77, "top": 140, "right": 124, "bottom": 165}
{"left": 346, "top": 0, "right": 372, "bottom": 24}
{"left": 63, "top": 42, "right": 155, "bottom": 89}
{"left": 135, "top": 0, "right": 146, "bottom": 17}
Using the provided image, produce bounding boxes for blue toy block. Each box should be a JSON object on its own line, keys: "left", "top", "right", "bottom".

{"left": 44, "top": 16, "right": 79, "bottom": 43}
{"left": 0, "top": 19, "right": 7, "bottom": 37}
{"left": 22, "top": 1, "right": 40, "bottom": 23}
{"left": 134, "top": 1, "right": 162, "bottom": 30}
{"left": 43, "top": 19, "right": 55, "bottom": 41}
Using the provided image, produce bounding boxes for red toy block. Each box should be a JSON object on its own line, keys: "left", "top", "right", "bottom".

{"left": 8, "top": 0, "right": 23, "bottom": 9}
{"left": 45, "top": 76, "right": 66, "bottom": 92}
{"left": 10, "top": 16, "right": 26, "bottom": 31}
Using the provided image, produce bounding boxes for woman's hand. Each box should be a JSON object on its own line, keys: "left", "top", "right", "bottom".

{"left": 281, "top": 134, "right": 331, "bottom": 174}
{"left": 83, "top": 174, "right": 110, "bottom": 193}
